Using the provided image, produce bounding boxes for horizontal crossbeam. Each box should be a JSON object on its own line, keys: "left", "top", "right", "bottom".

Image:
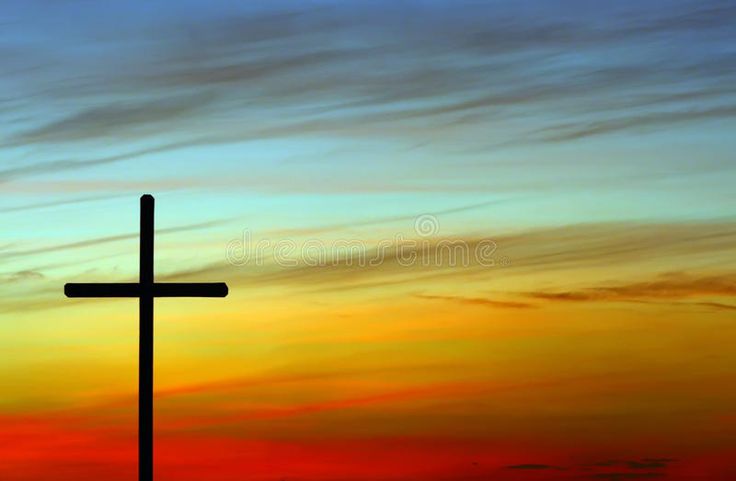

{"left": 65, "top": 282, "right": 229, "bottom": 298}
{"left": 154, "top": 283, "right": 229, "bottom": 297}
{"left": 65, "top": 283, "right": 139, "bottom": 297}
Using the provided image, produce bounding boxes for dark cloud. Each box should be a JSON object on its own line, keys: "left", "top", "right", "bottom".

{"left": 589, "top": 458, "right": 677, "bottom": 471}
{"left": 692, "top": 301, "right": 736, "bottom": 311}
{"left": 0, "top": 270, "right": 44, "bottom": 284}
{"left": 8, "top": 92, "right": 215, "bottom": 145}
{"left": 626, "top": 461, "right": 669, "bottom": 470}
{"left": 522, "top": 272, "right": 736, "bottom": 309}
{"left": 0, "top": 140, "right": 210, "bottom": 184}
{"left": 534, "top": 105, "right": 736, "bottom": 143}
{"left": 639, "top": 458, "right": 677, "bottom": 466}
{"left": 415, "top": 294, "right": 536, "bottom": 310}
{"left": 505, "top": 463, "right": 557, "bottom": 470}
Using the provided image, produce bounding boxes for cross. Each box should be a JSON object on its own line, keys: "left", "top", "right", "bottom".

{"left": 64, "top": 194, "right": 228, "bottom": 481}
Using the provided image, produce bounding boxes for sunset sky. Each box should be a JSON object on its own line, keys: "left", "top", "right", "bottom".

{"left": 2, "top": 1, "right": 736, "bottom": 480}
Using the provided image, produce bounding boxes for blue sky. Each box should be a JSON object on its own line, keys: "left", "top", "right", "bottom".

{"left": 1, "top": 0, "right": 735, "bottom": 284}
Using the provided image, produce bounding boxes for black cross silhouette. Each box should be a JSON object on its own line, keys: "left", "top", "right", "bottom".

{"left": 64, "top": 194, "right": 228, "bottom": 481}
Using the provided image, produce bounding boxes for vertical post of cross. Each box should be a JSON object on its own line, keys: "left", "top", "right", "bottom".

{"left": 139, "top": 194, "right": 154, "bottom": 481}
{"left": 63, "top": 193, "right": 229, "bottom": 481}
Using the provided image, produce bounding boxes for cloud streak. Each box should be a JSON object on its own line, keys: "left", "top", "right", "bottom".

{"left": 160, "top": 220, "right": 736, "bottom": 296}
{"left": 1, "top": 0, "right": 734, "bottom": 182}
{"left": 522, "top": 272, "right": 736, "bottom": 310}
{"left": 415, "top": 294, "right": 536, "bottom": 310}
{"left": 8, "top": 92, "right": 215, "bottom": 145}
{"left": 0, "top": 218, "right": 228, "bottom": 261}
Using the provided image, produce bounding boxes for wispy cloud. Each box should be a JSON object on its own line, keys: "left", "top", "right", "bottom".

{"left": 415, "top": 294, "right": 536, "bottom": 310}
{"left": 522, "top": 272, "right": 736, "bottom": 310}
{"left": 534, "top": 105, "right": 736, "bottom": 143}
{"left": 0, "top": 194, "right": 125, "bottom": 214}
{"left": 160, "top": 220, "right": 736, "bottom": 295}
{"left": 0, "top": 218, "right": 228, "bottom": 261}
{"left": 0, "top": 140, "right": 212, "bottom": 185}
{"left": 6, "top": 219, "right": 735, "bottom": 316}
{"left": 1, "top": 0, "right": 734, "bottom": 184}
{"left": 0, "top": 269, "right": 44, "bottom": 284}
{"left": 8, "top": 92, "right": 215, "bottom": 145}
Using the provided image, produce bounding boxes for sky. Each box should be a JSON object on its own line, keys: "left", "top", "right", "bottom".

{"left": 1, "top": 0, "right": 736, "bottom": 480}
